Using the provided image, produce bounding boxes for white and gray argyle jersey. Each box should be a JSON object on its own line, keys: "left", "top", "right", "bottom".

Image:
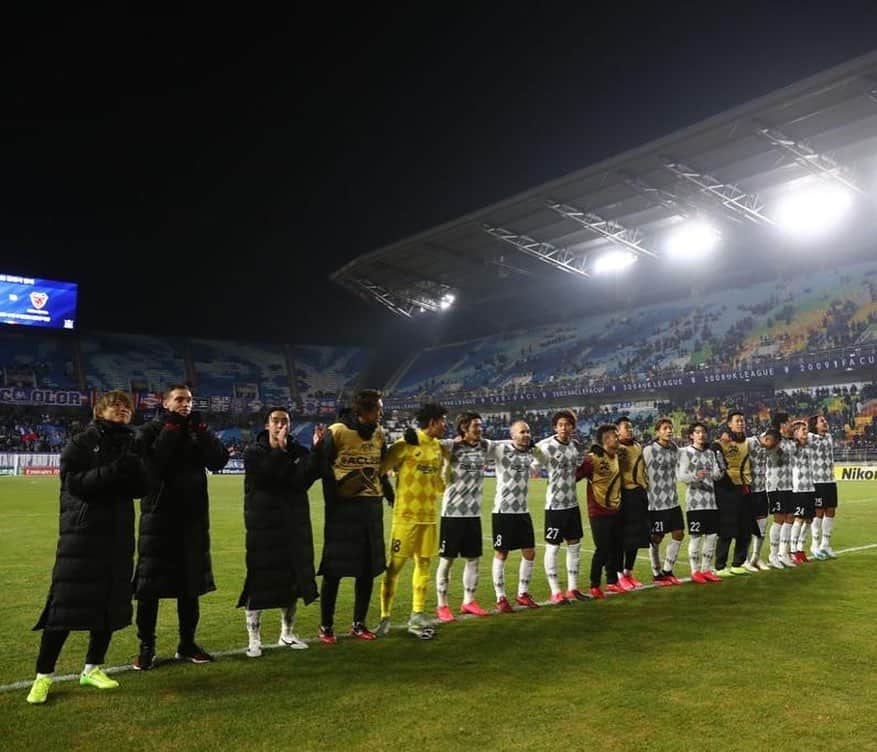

{"left": 439, "top": 438, "right": 490, "bottom": 518}
{"left": 790, "top": 440, "right": 815, "bottom": 493}
{"left": 533, "top": 436, "right": 584, "bottom": 511}
{"left": 746, "top": 436, "right": 770, "bottom": 494}
{"left": 809, "top": 432, "right": 835, "bottom": 484}
{"left": 764, "top": 438, "right": 787, "bottom": 493}
{"left": 486, "top": 440, "right": 536, "bottom": 514}
{"left": 676, "top": 445, "right": 723, "bottom": 511}
{"left": 642, "top": 441, "right": 681, "bottom": 511}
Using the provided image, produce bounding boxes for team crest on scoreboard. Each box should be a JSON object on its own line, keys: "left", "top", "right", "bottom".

{"left": 29, "top": 292, "right": 49, "bottom": 309}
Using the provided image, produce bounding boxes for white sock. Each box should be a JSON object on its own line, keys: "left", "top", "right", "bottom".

{"left": 566, "top": 542, "right": 581, "bottom": 593}
{"left": 810, "top": 518, "right": 823, "bottom": 550}
{"left": 436, "top": 557, "right": 452, "bottom": 607}
{"left": 518, "top": 558, "right": 534, "bottom": 596}
{"left": 769, "top": 522, "right": 781, "bottom": 558}
{"left": 702, "top": 534, "right": 718, "bottom": 571}
{"left": 780, "top": 522, "right": 793, "bottom": 556}
{"left": 83, "top": 664, "right": 98, "bottom": 675}
{"left": 688, "top": 535, "right": 703, "bottom": 572}
{"left": 246, "top": 609, "right": 262, "bottom": 642}
{"left": 544, "top": 543, "right": 561, "bottom": 595}
{"left": 462, "top": 559, "right": 479, "bottom": 605}
{"left": 790, "top": 519, "right": 803, "bottom": 553}
{"left": 492, "top": 557, "right": 506, "bottom": 599}
{"left": 649, "top": 542, "right": 661, "bottom": 575}
{"left": 280, "top": 604, "right": 296, "bottom": 636}
{"left": 663, "top": 539, "right": 681, "bottom": 573}
{"left": 36, "top": 672, "right": 52, "bottom": 680}
{"left": 821, "top": 516, "right": 834, "bottom": 549}
{"left": 749, "top": 535, "right": 762, "bottom": 564}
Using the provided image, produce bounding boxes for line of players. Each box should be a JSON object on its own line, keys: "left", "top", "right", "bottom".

{"left": 380, "top": 405, "right": 840, "bottom": 630}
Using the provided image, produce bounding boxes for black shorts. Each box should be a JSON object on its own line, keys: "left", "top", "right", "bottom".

{"left": 545, "top": 507, "right": 584, "bottom": 543}
{"left": 439, "top": 516, "right": 482, "bottom": 559}
{"left": 792, "top": 491, "right": 816, "bottom": 520}
{"left": 768, "top": 489, "right": 795, "bottom": 515}
{"left": 750, "top": 491, "right": 769, "bottom": 518}
{"left": 492, "top": 513, "right": 535, "bottom": 552}
{"left": 620, "top": 486, "right": 651, "bottom": 549}
{"left": 686, "top": 509, "right": 719, "bottom": 536}
{"left": 649, "top": 506, "right": 685, "bottom": 536}
{"left": 814, "top": 482, "right": 838, "bottom": 510}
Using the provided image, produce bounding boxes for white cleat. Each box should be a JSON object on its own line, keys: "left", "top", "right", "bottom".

{"left": 780, "top": 554, "right": 798, "bottom": 568}
{"left": 374, "top": 618, "right": 392, "bottom": 637}
{"left": 753, "top": 559, "right": 771, "bottom": 571}
{"left": 278, "top": 633, "right": 309, "bottom": 650}
{"left": 246, "top": 640, "right": 262, "bottom": 658}
{"left": 742, "top": 561, "right": 760, "bottom": 573}
{"left": 768, "top": 555, "right": 784, "bottom": 569}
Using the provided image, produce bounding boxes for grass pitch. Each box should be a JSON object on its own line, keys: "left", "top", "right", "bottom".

{"left": 1, "top": 476, "right": 876, "bottom": 751}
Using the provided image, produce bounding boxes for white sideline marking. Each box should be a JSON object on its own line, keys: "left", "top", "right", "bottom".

{"left": 3, "top": 541, "right": 876, "bottom": 695}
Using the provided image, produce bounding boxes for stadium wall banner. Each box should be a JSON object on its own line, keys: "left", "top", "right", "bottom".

{"left": 835, "top": 465, "right": 877, "bottom": 481}
{"left": 23, "top": 466, "right": 60, "bottom": 476}
{"left": 0, "top": 387, "right": 91, "bottom": 407}
{"left": 0, "top": 453, "right": 61, "bottom": 474}
{"left": 213, "top": 457, "right": 245, "bottom": 475}
{"left": 383, "top": 350, "right": 877, "bottom": 411}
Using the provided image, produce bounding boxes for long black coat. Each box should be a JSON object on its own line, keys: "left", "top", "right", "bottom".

{"left": 236, "top": 432, "right": 321, "bottom": 610}
{"left": 34, "top": 420, "right": 147, "bottom": 632}
{"left": 317, "top": 422, "right": 388, "bottom": 579}
{"left": 133, "top": 414, "right": 229, "bottom": 599}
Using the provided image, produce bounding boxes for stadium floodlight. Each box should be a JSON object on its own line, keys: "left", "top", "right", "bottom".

{"left": 439, "top": 293, "right": 455, "bottom": 310}
{"left": 773, "top": 183, "right": 854, "bottom": 238}
{"left": 666, "top": 219, "right": 721, "bottom": 259}
{"left": 593, "top": 250, "right": 637, "bottom": 275}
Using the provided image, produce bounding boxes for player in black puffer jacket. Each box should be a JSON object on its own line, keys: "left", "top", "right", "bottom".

{"left": 132, "top": 384, "right": 229, "bottom": 670}
{"left": 27, "top": 390, "right": 147, "bottom": 705}
{"left": 236, "top": 408, "right": 325, "bottom": 657}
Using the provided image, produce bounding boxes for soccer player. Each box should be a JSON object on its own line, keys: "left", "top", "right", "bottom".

{"left": 576, "top": 424, "right": 624, "bottom": 598}
{"left": 318, "top": 391, "right": 392, "bottom": 643}
{"left": 616, "top": 417, "right": 650, "bottom": 590}
{"left": 378, "top": 403, "right": 447, "bottom": 639}
{"left": 488, "top": 420, "right": 541, "bottom": 613}
{"left": 808, "top": 414, "right": 838, "bottom": 559}
{"left": 239, "top": 408, "right": 324, "bottom": 656}
{"left": 27, "top": 391, "right": 146, "bottom": 704}
{"left": 789, "top": 420, "right": 816, "bottom": 564}
{"left": 713, "top": 411, "right": 753, "bottom": 577}
{"left": 676, "top": 422, "right": 724, "bottom": 584}
{"left": 533, "top": 410, "right": 587, "bottom": 603}
{"left": 435, "top": 412, "right": 491, "bottom": 622}
{"left": 744, "top": 428, "right": 780, "bottom": 571}
{"left": 642, "top": 418, "right": 684, "bottom": 586}
{"left": 133, "top": 385, "right": 229, "bottom": 669}
{"left": 768, "top": 412, "right": 797, "bottom": 568}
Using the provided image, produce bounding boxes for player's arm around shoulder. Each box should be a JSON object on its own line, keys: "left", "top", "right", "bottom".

{"left": 380, "top": 438, "right": 409, "bottom": 475}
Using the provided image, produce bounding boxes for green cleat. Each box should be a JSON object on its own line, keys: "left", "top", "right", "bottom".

{"left": 79, "top": 667, "right": 119, "bottom": 690}
{"left": 374, "top": 618, "right": 392, "bottom": 637}
{"left": 26, "top": 676, "right": 52, "bottom": 705}
{"left": 714, "top": 568, "right": 735, "bottom": 578}
{"left": 729, "top": 566, "right": 749, "bottom": 575}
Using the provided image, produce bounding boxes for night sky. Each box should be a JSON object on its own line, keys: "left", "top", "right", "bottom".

{"left": 3, "top": 5, "right": 877, "bottom": 344}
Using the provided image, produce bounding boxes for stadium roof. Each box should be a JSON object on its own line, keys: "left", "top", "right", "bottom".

{"left": 331, "top": 50, "right": 877, "bottom": 317}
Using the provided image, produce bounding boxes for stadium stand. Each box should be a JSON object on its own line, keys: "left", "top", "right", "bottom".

{"left": 0, "top": 329, "right": 78, "bottom": 389}
{"left": 81, "top": 331, "right": 187, "bottom": 393}
{"left": 293, "top": 344, "right": 369, "bottom": 409}
{"left": 189, "top": 338, "right": 292, "bottom": 402}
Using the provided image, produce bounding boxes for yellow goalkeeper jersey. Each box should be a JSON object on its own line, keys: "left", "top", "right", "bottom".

{"left": 380, "top": 429, "right": 445, "bottom": 524}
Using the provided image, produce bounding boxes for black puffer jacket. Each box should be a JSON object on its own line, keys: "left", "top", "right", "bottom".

{"left": 133, "top": 413, "right": 229, "bottom": 599}
{"left": 236, "top": 431, "right": 321, "bottom": 609}
{"left": 34, "top": 419, "right": 147, "bottom": 632}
